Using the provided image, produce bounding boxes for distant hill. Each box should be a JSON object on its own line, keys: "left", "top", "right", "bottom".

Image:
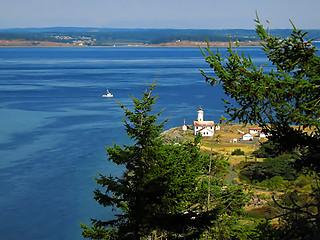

{"left": 0, "top": 27, "right": 127, "bottom": 33}
{"left": 0, "top": 27, "right": 319, "bottom": 46}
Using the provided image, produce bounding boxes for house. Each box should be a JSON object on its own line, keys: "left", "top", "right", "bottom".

{"left": 193, "top": 107, "right": 215, "bottom": 136}
{"left": 241, "top": 133, "right": 254, "bottom": 141}
{"left": 249, "top": 128, "right": 262, "bottom": 136}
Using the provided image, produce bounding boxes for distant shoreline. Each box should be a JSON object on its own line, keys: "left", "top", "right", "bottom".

{"left": 0, "top": 40, "right": 262, "bottom": 48}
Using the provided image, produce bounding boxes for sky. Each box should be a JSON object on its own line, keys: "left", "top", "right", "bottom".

{"left": 1, "top": 0, "right": 320, "bottom": 29}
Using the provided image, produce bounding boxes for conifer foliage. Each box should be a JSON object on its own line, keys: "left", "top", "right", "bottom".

{"left": 200, "top": 14, "right": 320, "bottom": 239}
{"left": 81, "top": 80, "right": 242, "bottom": 239}
{"left": 200, "top": 14, "right": 320, "bottom": 172}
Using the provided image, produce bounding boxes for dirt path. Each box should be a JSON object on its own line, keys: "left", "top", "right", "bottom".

{"left": 227, "top": 165, "right": 237, "bottom": 183}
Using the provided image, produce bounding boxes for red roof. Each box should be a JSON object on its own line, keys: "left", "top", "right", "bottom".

{"left": 198, "top": 127, "right": 214, "bottom": 132}
{"left": 193, "top": 120, "right": 214, "bottom": 127}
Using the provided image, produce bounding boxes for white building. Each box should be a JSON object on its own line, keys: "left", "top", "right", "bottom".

{"left": 258, "top": 132, "right": 266, "bottom": 138}
{"left": 193, "top": 107, "right": 215, "bottom": 136}
{"left": 182, "top": 119, "right": 187, "bottom": 131}
{"left": 249, "top": 128, "right": 262, "bottom": 136}
{"left": 242, "top": 133, "right": 254, "bottom": 141}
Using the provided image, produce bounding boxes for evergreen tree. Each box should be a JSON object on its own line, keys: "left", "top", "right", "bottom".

{"left": 81, "top": 80, "right": 249, "bottom": 239}
{"left": 200, "top": 14, "right": 320, "bottom": 239}
{"left": 200, "top": 14, "right": 320, "bottom": 172}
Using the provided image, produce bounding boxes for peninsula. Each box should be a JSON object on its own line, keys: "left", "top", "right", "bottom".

{"left": 1, "top": 27, "right": 318, "bottom": 47}
{"left": 0, "top": 39, "right": 261, "bottom": 48}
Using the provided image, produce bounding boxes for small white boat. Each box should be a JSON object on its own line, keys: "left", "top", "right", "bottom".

{"left": 102, "top": 89, "right": 113, "bottom": 98}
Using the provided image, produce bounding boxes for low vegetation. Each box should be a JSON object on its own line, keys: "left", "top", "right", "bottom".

{"left": 231, "top": 148, "right": 245, "bottom": 156}
{"left": 166, "top": 124, "right": 319, "bottom": 235}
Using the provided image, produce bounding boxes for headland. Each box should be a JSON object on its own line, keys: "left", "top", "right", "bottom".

{"left": 0, "top": 39, "right": 262, "bottom": 48}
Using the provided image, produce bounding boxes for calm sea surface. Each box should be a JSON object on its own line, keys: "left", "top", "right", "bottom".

{"left": 0, "top": 47, "right": 268, "bottom": 239}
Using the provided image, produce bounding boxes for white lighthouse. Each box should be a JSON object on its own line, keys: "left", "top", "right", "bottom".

{"left": 197, "top": 107, "right": 204, "bottom": 122}
{"left": 193, "top": 107, "right": 215, "bottom": 136}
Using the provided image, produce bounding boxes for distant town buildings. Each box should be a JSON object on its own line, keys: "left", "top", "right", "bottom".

{"left": 53, "top": 35, "right": 96, "bottom": 46}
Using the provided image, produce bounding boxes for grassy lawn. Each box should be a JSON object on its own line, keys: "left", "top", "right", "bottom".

{"left": 177, "top": 123, "right": 263, "bottom": 155}
{"left": 163, "top": 124, "right": 314, "bottom": 224}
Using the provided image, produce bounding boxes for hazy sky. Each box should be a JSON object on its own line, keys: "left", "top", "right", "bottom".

{"left": 1, "top": 0, "right": 319, "bottom": 29}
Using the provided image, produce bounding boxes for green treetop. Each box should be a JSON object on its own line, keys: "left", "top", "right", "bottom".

{"left": 81, "top": 79, "right": 252, "bottom": 239}
{"left": 200, "top": 14, "right": 320, "bottom": 172}
{"left": 200, "top": 14, "right": 320, "bottom": 239}
{"left": 81, "top": 80, "right": 251, "bottom": 239}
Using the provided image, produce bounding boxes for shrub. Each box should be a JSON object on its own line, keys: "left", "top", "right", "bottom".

{"left": 260, "top": 176, "right": 285, "bottom": 190}
{"left": 294, "top": 175, "right": 313, "bottom": 188}
{"left": 231, "top": 148, "right": 245, "bottom": 156}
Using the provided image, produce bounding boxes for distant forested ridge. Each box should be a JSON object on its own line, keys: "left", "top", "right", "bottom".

{"left": 1, "top": 27, "right": 320, "bottom": 46}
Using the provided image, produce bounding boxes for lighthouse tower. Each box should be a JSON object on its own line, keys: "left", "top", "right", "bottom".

{"left": 197, "top": 107, "right": 204, "bottom": 122}
{"left": 193, "top": 107, "right": 214, "bottom": 136}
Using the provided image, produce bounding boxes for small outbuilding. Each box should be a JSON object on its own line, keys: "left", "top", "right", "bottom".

{"left": 258, "top": 132, "right": 266, "bottom": 138}
{"left": 182, "top": 119, "right": 187, "bottom": 131}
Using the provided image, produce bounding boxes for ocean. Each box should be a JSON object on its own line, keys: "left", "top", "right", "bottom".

{"left": 0, "top": 46, "right": 268, "bottom": 239}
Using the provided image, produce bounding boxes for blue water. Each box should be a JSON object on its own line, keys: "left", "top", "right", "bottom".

{"left": 0, "top": 47, "right": 268, "bottom": 239}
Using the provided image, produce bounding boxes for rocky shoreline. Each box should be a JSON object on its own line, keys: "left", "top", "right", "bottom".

{"left": 161, "top": 126, "right": 192, "bottom": 144}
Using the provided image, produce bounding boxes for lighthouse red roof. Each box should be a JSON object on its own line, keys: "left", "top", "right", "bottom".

{"left": 193, "top": 120, "right": 214, "bottom": 126}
